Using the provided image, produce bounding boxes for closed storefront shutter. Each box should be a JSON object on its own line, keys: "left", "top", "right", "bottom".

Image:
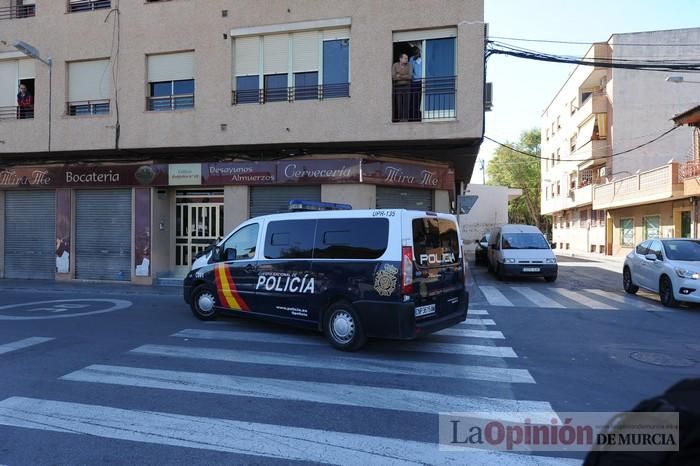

{"left": 4, "top": 191, "right": 56, "bottom": 279}
{"left": 249, "top": 186, "right": 321, "bottom": 218}
{"left": 75, "top": 189, "right": 132, "bottom": 281}
{"left": 376, "top": 187, "right": 433, "bottom": 210}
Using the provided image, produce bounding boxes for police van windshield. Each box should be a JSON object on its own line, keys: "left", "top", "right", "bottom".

{"left": 502, "top": 233, "right": 549, "bottom": 250}
{"left": 412, "top": 218, "right": 459, "bottom": 267}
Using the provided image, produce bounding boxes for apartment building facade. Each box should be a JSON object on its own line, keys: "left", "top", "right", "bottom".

{"left": 0, "top": 0, "right": 485, "bottom": 283}
{"left": 540, "top": 28, "right": 700, "bottom": 256}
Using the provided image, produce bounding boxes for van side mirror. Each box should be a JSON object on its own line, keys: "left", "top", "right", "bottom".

{"left": 644, "top": 253, "right": 657, "bottom": 262}
{"left": 211, "top": 245, "right": 222, "bottom": 262}
{"left": 225, "top": 248, "right": 238, "bottom": 261}
{"left": 551, "top": 242, "right": 557, "bottom": 250}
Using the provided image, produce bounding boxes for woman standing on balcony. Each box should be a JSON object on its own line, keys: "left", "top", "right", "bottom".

{"left": 392, "top": 53, "right": 411, "bottom": 122}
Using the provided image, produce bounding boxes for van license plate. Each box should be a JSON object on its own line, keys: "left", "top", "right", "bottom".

{"left": 415, "top": 304, "right": 436, "bottom": 317}
{"left": 523, "top": 267, "right": 540, "bottom": 272}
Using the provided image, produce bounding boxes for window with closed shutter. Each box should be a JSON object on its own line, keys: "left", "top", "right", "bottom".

{"left": 147, "top": 51, "right": 195, "bottom": 111}
{"left": 68, "top": 59, "right": 111, "bottom": 115}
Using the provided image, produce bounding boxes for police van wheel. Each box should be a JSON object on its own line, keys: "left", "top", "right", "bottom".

{"left": 324, "top": 302, "right": 366, "bottom": 351}
{"left": 190, "top": 284, "right": 218, "bottom": 321}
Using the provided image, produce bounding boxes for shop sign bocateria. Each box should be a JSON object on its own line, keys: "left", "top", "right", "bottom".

{"left": 0, "top": 159, "right": 454, "bottom": 189}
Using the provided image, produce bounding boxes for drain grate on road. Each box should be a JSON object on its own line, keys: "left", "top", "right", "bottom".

{"left": 630, "top": 351, "right": 695, "bottom": 368}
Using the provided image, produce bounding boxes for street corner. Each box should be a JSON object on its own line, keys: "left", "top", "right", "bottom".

{"left": 0, "top": 298, "right": 133, "bottom": 320}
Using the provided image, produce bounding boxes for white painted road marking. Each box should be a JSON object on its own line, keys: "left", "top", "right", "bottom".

{"left": 479, "top": 286, "right": 514, "bottom": 306}
{"left": 437, "top": 328, "right": 506, "bottom": 339}
{"left": 462, "top": 318, "right": 496, "bottom": 326}
{"left": 0, "top": 337, "right": 54, "bottom": 355}
{"left": 468, "top": 309, "right": 489, "bottom": 315}
{"left": 131, "top": 344, "right": 535, "bottom": 383}
{"left": 62, "top": 364, "right": 555, "bottom": 423}
{"left": 0, "top": 299, "right": 132, "bottom": 320}
{"left": 511, "top": 287, "right": 565, "bottom": 309}
{"left": 175, "top": 329, "right": 516, "bottom": 358}
{"left": 584, "top": 289, "right": 662, "bottom": 311}
{"left": 0, "top": 397, "right": 579, "bottom": 465}
{"left": 550, "top": 288, "right": 616, "bottom": 310}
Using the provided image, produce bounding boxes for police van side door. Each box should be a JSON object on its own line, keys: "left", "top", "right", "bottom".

{"left": 214, "top": 222, "right": 260, "bottom": 313}
{"left": 256, "top": 218, "right": 317, "bottom": 323}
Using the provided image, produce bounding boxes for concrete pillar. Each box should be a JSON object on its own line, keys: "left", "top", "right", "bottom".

{"left": 224, "top": 185, "right": 249, "bottom": 233}
{"left": 151, "top": 188, "right": 170, "bottom": 280}
{"left": 434, "top": 190, "right": 450, "bottom": 213}
{"left": 322, "top": 184, "right": 376, "bottom": 209}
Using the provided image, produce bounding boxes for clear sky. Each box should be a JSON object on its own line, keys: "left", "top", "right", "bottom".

{"left": 472, "top": 0, "right": 700, "bottom": 184}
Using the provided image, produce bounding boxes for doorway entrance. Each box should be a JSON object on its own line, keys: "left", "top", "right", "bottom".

{"left": 175, "top": 190, "right": 224, "bottom": 272}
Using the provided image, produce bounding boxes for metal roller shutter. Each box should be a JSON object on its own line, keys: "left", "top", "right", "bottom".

{"left": 75, "top": 190, "right": 132, "bottom": 281}
{"left": 249, "top": 186, "right": 321, "bottom": 218}
{"left": 376, "top": 187, "right": 433, "bottom": 210}
{"left": 4, "top": 191, "right": 56, "bottom": 279}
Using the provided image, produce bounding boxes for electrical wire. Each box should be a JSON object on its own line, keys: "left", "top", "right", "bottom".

{"left": 484, "top": 125, "right": 681, "bottom": 162}
{"left": 489, "top": 36, "right": 700, "bottom": 47}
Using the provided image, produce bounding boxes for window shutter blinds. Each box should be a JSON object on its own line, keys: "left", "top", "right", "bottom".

{"left": 263, "top": 34, "right": 289, "bottom": 74}
{"left": 392, "top": 28, "right": 456, "bottom": 42}
{"left": 17, "top": 59, "right": 35, "bottom": 80}
{"left": 148, "top": 52, "right": 194, "bottom": 82}
{"left": 323, "top": 28, "right": 350, "bottom": 41}
{"left": 292, "top": 31, "right": 319, "bottom": 72}
{"left": 234, "top": 37, "right": 259, "bottom": 76}
{"left": 0, "top": 60, "right": 17, "bottom": 107}
{"left": 21, "top": 0, "right": 36, "bottom": 5}
{"left": 69, "top": 59, "right": 111, "bottom": 101}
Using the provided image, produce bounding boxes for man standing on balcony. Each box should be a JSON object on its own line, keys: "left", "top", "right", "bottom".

{"left": 392, "top": 53, "right": 411, "bottom": 121}
{"left": 409, "top": 47, "right": 422, "bottom": 121}
{"left": 16, "top": 84, "right": 33, "bottom": 119}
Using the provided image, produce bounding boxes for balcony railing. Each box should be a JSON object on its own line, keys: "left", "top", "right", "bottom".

{"left": 67, "top": 0, "right": 111, "bottom": 13}
{"left": 0, "top": 105, "right": 33, "bottom": 120}
{"left": 593, "top": 163, "right": 683, "bottom": 209}
{"left": 0, "top": 3, "right": 36, "bottom": 19}
{"left": 232, "top": 83, "right": 350, "bottom": 105}
{"left": 67, "top": 100, "right": 110, "bottom": 116}
{"left": 679, "top": 160, "right": 700, "bottom": 181}
{"left": 146, "top": 94, "right": 194, "bottom": 112}
{"left": 392, "top": 76, "right": 456, "bottom": 122}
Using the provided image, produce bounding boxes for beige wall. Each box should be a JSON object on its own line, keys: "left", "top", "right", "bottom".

{"left": 609, "top": 199, "right": 691, "bottom": 256}
{"left": 0, "top": 0, "right": 484, "bottom": 155}
{"left": 552, "top": 211, "right": 606, "bottom": 254}
{"left": 433, "top": 190, "right": 450, "bottom": 213}
{"left": 322, "top": 184, "right": 375, "bottom": 209}
{"left": 224, "top": 185, "right": 249, "bottom": 234}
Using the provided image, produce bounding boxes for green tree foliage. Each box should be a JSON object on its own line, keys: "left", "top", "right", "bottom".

{"left": 486, "top": 129, "right": 546, "bottom": 228}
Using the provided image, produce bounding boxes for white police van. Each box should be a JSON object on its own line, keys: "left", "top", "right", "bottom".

{"left": 184, "top": 204, "right": 469, "bottom": 351}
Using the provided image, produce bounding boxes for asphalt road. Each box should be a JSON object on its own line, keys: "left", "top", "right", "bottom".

{"left": 0, "top": 259, "right": 697, "bottom": 465}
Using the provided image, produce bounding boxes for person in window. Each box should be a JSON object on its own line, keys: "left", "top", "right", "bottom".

{"left": 17, "top": 84, "right": 33, "bottom": 119}
{"left": 392, "top": 53, "right": 411, "bottom": 121}
{"left": 409, "top": 47, "right": 422, "bottom": 121}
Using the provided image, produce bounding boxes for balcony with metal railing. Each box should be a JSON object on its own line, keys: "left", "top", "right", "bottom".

{"left": 0, "top": 1, "right": 35, "bottom": 20}
{"left": 0, "top": 105, "right": 33, "bottom": 120}
{"left": 392, "top": 76, "right": 456, "bottom": 122}
{"left": 232, "top": 83, "right": 350, "bottom": 105}
{"left": 67, "top": 0, "right": 110, "bottom": 13}
{"left": 680, "top": 160, "right": 700, "bottom": 196}
{"left": 67, "top": 100, "right": 110, "bottom": 116}
{"left": 593, "top": 162, "right": 684, "bottom": 209}
{"left": 146, "top": 94, "right": 194, "bottom": 112}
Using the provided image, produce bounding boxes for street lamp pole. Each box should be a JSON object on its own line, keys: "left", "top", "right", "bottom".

{"left": 13, "top": 40, "right": 52, "bottom": 152}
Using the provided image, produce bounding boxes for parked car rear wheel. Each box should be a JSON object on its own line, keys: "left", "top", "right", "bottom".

{"left": 623, "top": 267, "right": 638, "bottom": 294}
{"left": 659, "top": 276, "right": 679, "bottom": 307}
{"left": 544, "top": 274, "right": 557, "bottom": 283}
{"left": 324, "top": 302, "right": 366, "bottom": 351}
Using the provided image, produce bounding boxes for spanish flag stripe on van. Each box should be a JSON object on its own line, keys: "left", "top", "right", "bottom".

{"left": 214, "top": 265, "right": 248, "bottom": 311}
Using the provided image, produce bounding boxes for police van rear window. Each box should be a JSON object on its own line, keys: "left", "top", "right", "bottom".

{"left": 412, "top": 218, "right": 459, "bottom": 267}
{"left": 265, "top": 220, "right": 315, "bottom": 259}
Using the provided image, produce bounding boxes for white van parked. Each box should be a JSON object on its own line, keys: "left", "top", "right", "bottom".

{"left": 487, "top": 224, "right": 557, "bottom": 282}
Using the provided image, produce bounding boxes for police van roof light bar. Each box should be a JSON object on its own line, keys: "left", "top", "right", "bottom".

{"left": 288, "top": 200, "right": 352, "bottom": 211}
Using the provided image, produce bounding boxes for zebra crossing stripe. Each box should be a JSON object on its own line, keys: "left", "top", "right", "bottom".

{"left": 584, "top": 289, "right": 660, "bottom": 311}
{"left": 62, "top": 364, "right": 556, "bottom": 423}
{"left": 550, "top": 289, "right": 616, "bottom": 310}
{"left": 0, "top": 337, "right": 54, "bottom": 356}
{"left": 174, "top": 329, "right": 516, "bottom": 358}
{"left": 468, "top": 309, "right": 489, "bottom": 315}
{"left": 437, "top": 328, "right": 505, "bottom": 339}
{"left": 479, "top": 286, "right": 514, "bottom": 306}
{"left": 131, "top": 344, "right": 535, "bottom": 383}
{"left": 0, "top": 397, "right": 579, "bottom": 465}
{"left": 462, "top": 318, "right": 496, "bottom": 326}
{"left": 511, "top": 287, "right": 565, "bottom": 309}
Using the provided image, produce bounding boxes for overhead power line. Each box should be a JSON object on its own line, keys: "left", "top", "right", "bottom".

{"left": 489, "top": 35, "right": 700, "bottom": 47}
{"left": 484, "top": 126, "right": 681, "bottom": 162}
